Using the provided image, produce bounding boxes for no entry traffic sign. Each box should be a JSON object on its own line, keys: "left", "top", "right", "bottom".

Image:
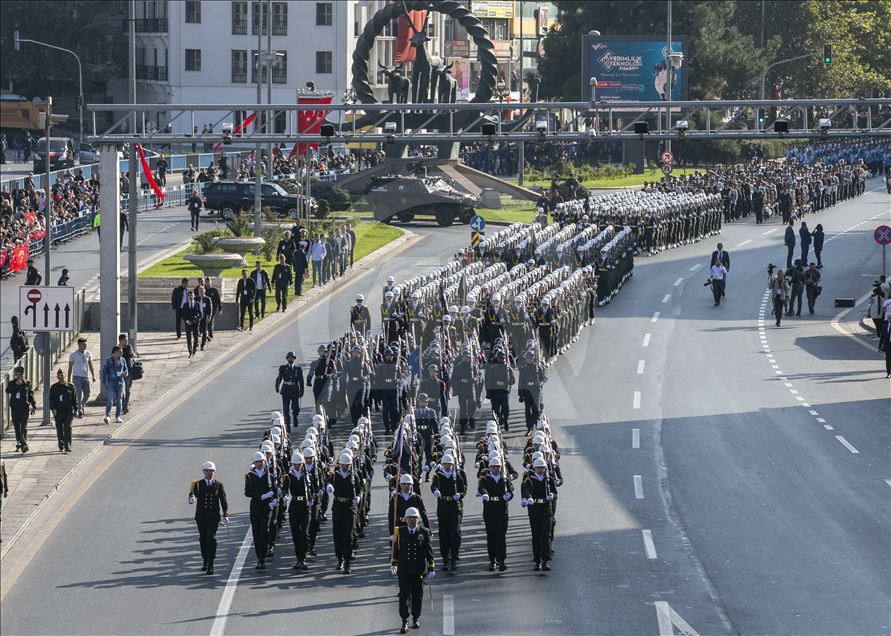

{"left": 26, "top": 288, "right": 43, "bottom": 304}
{"left": 874, "top": 225, "right": 891, "bottom": 245}
{"left": 19, "top": 286, "right": 76, "bottom": 332}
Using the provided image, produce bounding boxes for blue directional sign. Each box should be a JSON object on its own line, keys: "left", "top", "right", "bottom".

{"left": 470, "top": 215, "right": 486, "bottom": 232}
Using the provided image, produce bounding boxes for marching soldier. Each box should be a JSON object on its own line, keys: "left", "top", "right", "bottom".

{"left": 274, "top": 351, "right": 304, "bottom": 431}
{"left": 485, "top": 348, "right": 515, "bottom": 432}
{"left": 414, "top": 393, "right": 438, "bottom": 479}
{"left": 431, "top": 453, "right": 466, "bottom": 571}
{"left": 381, "top": 290, "right": 403, "bottom": 343}
{"left": 391, "top": 507, "right": 435, "bottom": 634}
{"left": 189, "top": 460, "right": 228, "bottom": 575}
{"left": 507, "top": 295, "right": 530, "bottom": 355}
{"left": 517, "top": 351, "right": 545, "bottom": 434}
{"left": 375, "top": 347, "right": 402, "bottom": 434}
{"left": 450, "top": 347, "right": 476, "bottom": 434}
{"left": 350, "top": 294, "right": 372, "bottom": 336}
{"left": 244, "top": 451, "right": 273, "bottom": 570}
{"left": 476, "top": 455, "right": 514, "bottom": 571}
{"left": 418, "top": 364, "right": 448, "bottom": 419}
{"left": 325, "top": 453, "right": 363, "bottom": 574}
{"left": 302, "top": 445, "right": 323, "bottom": 556}
{"left": 389, "top": 474, "right": 430, "bottom": 536}
{"left": 521, "top": 457, "right": 557, "bottom": 571}
{"left": 284, "top": 452, "right": 315, "bottom": 570}
{"left": 307, "top": 345, "right": 336, "bottom": 425}
{"left": 344, "top": 345, "right": 371, "bottom": 425}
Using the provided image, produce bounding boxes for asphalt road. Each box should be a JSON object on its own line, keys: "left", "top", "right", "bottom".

{"left": 1, "top": 183, "right": 888, "bottom": 636}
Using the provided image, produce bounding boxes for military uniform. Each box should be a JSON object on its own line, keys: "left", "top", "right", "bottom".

{"left": 517, "top": 359, "right": 545, "bottom": 434}
{"left": 350, "top": 302, "right": 372, "bottom": 336}
{"left": 284, "top": 464, "right": 316, "bottom": 568}
{"left": 521, "top": 469, "right": 558, "bottom": 569}
{"left": 477, "top": 472, "right": 514, "bottom": 570}
{"left": 48, "top": 379, "right": 77, "bottom": 452}
{"left": 191, "top": 476, "right": 228, "bottom": 572}
{"left": 6, "top": 375, "right": 36, "bottom": 452}
{"left": 391, "top": 523, "right": 435, "bottom": 630}
{"left": 244, "top": 465, "right": 274, "bottom": 569}
{"left": 326, "top": 467, "right": 363, "bottom": 572}
{"left": 274, "top": 359, "right": 304, "bottom": 430}
{"left": 430, "top": 465, "right": 466, "bottom": 569}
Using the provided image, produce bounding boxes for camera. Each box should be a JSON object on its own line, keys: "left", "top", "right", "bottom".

{"left": 703, "top": 279, "right": 712, "bottom": 287}
{"left": 767, "top": 263, "right": 776, "bottom": 276}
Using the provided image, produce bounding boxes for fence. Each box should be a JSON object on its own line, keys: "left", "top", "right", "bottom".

{"left": 1, "top": 288, "right": 86, "bottom": 437}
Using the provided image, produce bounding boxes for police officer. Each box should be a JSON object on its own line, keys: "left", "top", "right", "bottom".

{"left": 517, "top": 351, "right": 545, "bottom": 434}
{"left": 391, "top": 507, "right": 435, "bottom": 634}
{"left": 244, "top": 451, "right": 274, "bottom": 570}
{"left": 284, "top": 452, "right": 315, "bottom": 570}
{"left": 189, "top": 460, "right": 228, "bottom": 575}
{"left": 326, "top": 453, "right": 363, "bottom": 574}
{"left": 6, "top": 366, "right": 36, "bottom": 453}
{"left": 272, "top": 254, "right": 293, "bottom": 312}
{"left": 414, "top": 394, "right": 438, "bottom": 479}
{"left": 430, "top": 453, "right": 466, "bottom": 571}
{"left": 521, "top": 457, "right": 557, "bottom": 571}
{"left": 48, "top": 368, "right": 77, "bottom": 453}
{"left": 389, "top": 473, "right": 430, "bottom": 536}
{"left": 477, "top": 455, "right": 514, "bottom": 571}
{"left": 275, "top": 351, "right": 305, "bottom": 431}
{"left": 350, "top": 294, "right": 372, "bottom": 336}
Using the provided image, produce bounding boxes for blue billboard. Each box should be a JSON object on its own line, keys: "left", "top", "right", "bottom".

{"left": 580, "top": 35, "right": 688, "bottom": 106}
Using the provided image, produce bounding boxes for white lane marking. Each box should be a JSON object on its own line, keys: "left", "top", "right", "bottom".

{"left": 633, "top": 475, "right": 644, "bottom": 499}
{"left": 737, "top": 239, "right": 752, "bottom": 247}
{"left": 801, "top": 403, "right": 811, "bottom": 408}
{"left": 795, "top": 396, "right": 805, "bottom": 402}
{"left": 633, "top": 391, "right": 642, "bottom": 409}
{"left": 835, "top": 436, "right": 860, "bottom": 454}
{"left": 637, "top": 360, "right": 646, "bottom": 375}
{"left": 662, "top": 294, "right": 671, "bottom": 303}
{"left": 651, "top": 311, "right": 660, "bottom": 323}
{"left": 763, "top": 228, "right": 777, "bottom": 235}
{"left": 642, "top": 333, "right": 651, "bottom": 347}
{"left": 775, "top": 370, "right": 784, "bottom": 375}
{"left": 642, "top": 529, "right": 658, "bottom": 559}
{"left": 809, "top": 410, "right": 819, "bottom": 416}
{"left": 689, "top": 264, "right": 702, "bottom": 272}
{"left": 673, "top": 277, "right": 684, "bottom": 287}
{"left": 823, "top": 424, "right": 834, "bottom": 431}
{"left": 884, "top": 480, "right": 891, "bottom": 488}
{"left": 632, "top": 428, "right": 640, "bottom": 449}
{"left": 210, "top": 527, "right": 254, "bottom": 636}
{"left": 443, "top": 594, "right": 455, "bottom": 635}
{"left": 789, "top": 389, "right": 799, "bottom": 394}
{"left": 816, "top": 418, "right": 826, "bottom": 423}
{"left": 655, "top": 601, "right": 702, "bottom": 636}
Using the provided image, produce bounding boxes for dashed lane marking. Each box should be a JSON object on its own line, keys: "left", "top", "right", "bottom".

{"left": 642, "top": 529, "right": 658, "bottom": 559}
{"left": 633, "top": 475, "right": 644, "bottom": 499}
{"left": 673, "top": 278, "right": 684, "bottom": 287}
{"left": 642, "top": 333, "right": 651, "bottom": 347}
{"left": 633, "top": 391, "right": 642, "bottom": 409}
{"left": 651, "top": 312, "right": 660, "bottom": 323}
{"left": 737, "top": 239, "right": 752, "bottom": 247}
{"left": 209, "top": 526, "right": 253, "bottom": 636}
{"left": 835, "top": 436, "right": 860, "bottom": 454}
{"left": 637, "top": 360, "right": 646, "bottom": 375}
{"left": 762, "top": 228, "right": 777, "bottom": 235}
{"left": 689, "top": 264, "right": 702, "bottom": 272}
{"left": 443, "top": 594, "right": 455, "bottom": 635}
{"left": 662, "top": 294, "right": 671, "bottom": 303}
{"left": 632, "top": 428, "right": 640, "bottom": 449}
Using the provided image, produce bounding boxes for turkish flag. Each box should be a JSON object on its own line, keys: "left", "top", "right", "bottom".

{"left": 395, "top": 10, "right": 427, "bottom": 64}
{"left": 25, "top": 211, "right": 36, "bottom": 225}
{"left": 9, "top": 242, "right": 29, "bottom": 272}
{"left": 136, "top": 144, "right": 166, "bottom": 208}
{"left": 290, "top": 95, "right": 333, "bottom": 159}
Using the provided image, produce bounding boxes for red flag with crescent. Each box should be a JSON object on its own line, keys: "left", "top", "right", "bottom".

{"left": 9, "top": 242, "right": 29, "bottom": 272}
{"left": 290, "top": 95, "right": 333, "bottom": 159}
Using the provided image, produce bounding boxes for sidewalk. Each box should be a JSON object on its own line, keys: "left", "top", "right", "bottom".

{"left": 0, "top": 228, "right": 417, "bottom": 555}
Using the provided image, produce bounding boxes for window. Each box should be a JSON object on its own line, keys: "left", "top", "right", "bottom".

{"left": 354, "top": 20, "right": 359, "bottom": 36}
{"left": 316, "top": 2, "right": 333, "bottom": 26}
{"left": 185, "top": 49, "right": 201, "bottom": 71}
{"left": 481, "top": 18, "right": 507, "bottom": 40}
{"left": 231, "top": 49, "right": 248, "bottom": 83}
{"left": 272, "top": 2, "right": 287, "bottom": 35}
{"left": 252, "top": 1, "right": 268, "bottom": 35}
{"left": 272, "top": 51, "right": 287, "bottom": 84}
{"left": 316, "top": 50, "right": 332, "bottom": 74}
{"left": 185, "top": 0, "right": 201, "bottom": 23}
{"left": 232, "top": 1, "right": 248, "bottom": 34}
{"left": 444, "top": 18, "right": 454, "bottom": 42}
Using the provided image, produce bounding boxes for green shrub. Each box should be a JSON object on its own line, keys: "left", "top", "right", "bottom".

{"left": 226, "top": 214, "right": 252, "bottom": 237}
{"left": 314, "top": 199, "right": 331, "bottom": 219}
{"left": 192, "top": 228, "right": 230, "bottom": 254}
{"left": 311, "top": 180, "right": 351, "bottom": 211}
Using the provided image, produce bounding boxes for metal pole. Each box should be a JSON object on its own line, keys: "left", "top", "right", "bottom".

{"left": 266, "top": 0, "right": 273, "bottom": 195}
{"left": 128, "top": 0, "right": 139, "bottom": 347}
{"left": 42, "top": 97, "right": 53, "bottom": 427}
{"left": 254, "top": 12, "right": 262, "bottom": 237}
{"left": 17, "top": 38, "right": 83, "bottom": 142}
{"left": 518, "top": 0, "right": 524, "bottom": 186}
{"left": 665, "top": 0, "right": 672, "bottom": 154}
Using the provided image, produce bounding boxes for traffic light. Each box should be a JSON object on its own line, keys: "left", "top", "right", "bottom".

{"left": 758, "top": 108, "right": 765, "bottom": 126}
{"left": 823, "top": 44, "right": 832, "bottom": 64}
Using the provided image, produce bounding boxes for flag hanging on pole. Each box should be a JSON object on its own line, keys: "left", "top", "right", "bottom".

{"left": 289, "top": 95, "right": 333, "bottom": 159}
{"left": 136, "top": 144, "right": 166, "bottom": 208}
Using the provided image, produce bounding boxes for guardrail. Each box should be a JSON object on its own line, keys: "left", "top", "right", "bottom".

{"left": 1, "top": 288, "right": 86, "bottom": 437}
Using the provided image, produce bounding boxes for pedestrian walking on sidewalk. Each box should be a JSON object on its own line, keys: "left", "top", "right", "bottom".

{"left": 252, "top": 260, "right": 270, "bottom": 319}
{"left": 189, "top": 461, "right": 228, "bottom": 575}
{"left": 49, "top": 369, "right": 76, "bottom": 453}
{"left": 6, "top": 366, "right": 36, "bottom": 453}
{"left": 119, "top": 333, "right": 138, "bottom": 413}
{"left": 101, "top": 346, "right": 128, "bottom": 424}
{"left": 171, "top": 278, "right": 190, "bottom": 339}
{"left": 68, "top": 337, "right": 96, "bottom": 418}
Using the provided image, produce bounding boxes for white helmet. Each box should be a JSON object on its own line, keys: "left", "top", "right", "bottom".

{"left": 488, "top": 456, "right": 502, "bottom": 467}
{"left": 439, "top": 416, "right": 451, "bottom": 426}
{"left": 385, "top": 291, "right": 395, "bottom": 299}
{"left": 252, "top": 451, "right": 265, "bottom": 462}
{"left": 349, "top": 434, "right": 360, "bottom": 445}
{"left": 202, "top": 461, "right": 216, "bottom": 471}
{"left": 533, "top": 457, "right": 547, "bottom": 468}
{"left": 260, "top": 441, "right": 274, "bottom": 452}
{"left": 532, "top": 434, "right": 546, "bottom": 445}
{"left": 312, "top": 414, "right": 324, "bottom": 425}
{"left": 357, "top": 417, "right": 368, "bottom": 426}
{"left": 339, "top": 453, "right": 353, "bottom": 465}
{"left": 441, "top": 454, "right": 454, "bottom": 465}
{"left": 291, "top": 452, "right": 305, "bottom": 465}
{"left": 341, "top": 447, "right": 354, "bottom": 457}
{"left": 531, "top": 451, "right": 545, "bottom": 461}
{"left": 399, "top": 474, "right": 414, "bottom": 485}
{"left": 303, "top": 447, "right": 316, "bottom": 458}
{"left": 355, "top": 293, "right": 365, "bottom": 302}
{"left": 271, "top": 434, "right": 281, "bottom": 445}
{"left": 307, "top": 425, "right": 319, "bottom": 436}
{"left": 405, "top": 506, "right": 420, "bottom": 518}
{"left": 347, "top": 440, "right": 359, "bottom": 451}
{"left": 486, "top": 421, "right": 498, "bottom": 433}
{"left": 270, "top": 426, "right": 282, "bottom": 438}
{"left": 448, "top": 305, "right": 459, "bottom": 314}
{"left": 387, "top": 275, "right": 395, "bottom": 283}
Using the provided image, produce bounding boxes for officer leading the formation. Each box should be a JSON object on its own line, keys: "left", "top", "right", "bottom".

{"left": 391, "top": 506, "right": 435, "bottom": 634}
{"left": 350, "top": 294, "right": 372, "bottom": 336}
{"left": 189, "top": 461, "right": 228, "bottom": 575}
{"left": 275, "top": 351, "right": 304, "bottom": 431}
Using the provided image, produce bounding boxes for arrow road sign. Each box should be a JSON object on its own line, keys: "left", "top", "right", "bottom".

{"left": 469, "top": 215, "right": 486, "bottom": 232}
{"left": 19, "top": 286, "right": 76, "bottom": 332}
{"left": 660, "top": 150, "right": 673, "bottom": 164}
{"left": 874, "top": 225, "right": 891, "bottom": 245}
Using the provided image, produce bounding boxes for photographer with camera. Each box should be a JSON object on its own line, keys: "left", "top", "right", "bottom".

{"left": 804, "top": 263, "right": 822, "bottom": 314}
{"left": 707, "top": 257, "right": 728, "bottom": 306}
{"left": 769, "top": 269, "right": 791, "bottom": 327}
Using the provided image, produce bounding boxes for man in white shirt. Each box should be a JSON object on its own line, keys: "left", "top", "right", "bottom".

{"left": 252, "top": 260, "right": 271, "bottom": 319}
{"left": 309, "top": 234, "right": 327, "bottom": 288}
{"left": 67, "top": 337, "right": 95, "bottom": 418}
{"left": 708, "top": 261, "right": 728, "bottom": 306}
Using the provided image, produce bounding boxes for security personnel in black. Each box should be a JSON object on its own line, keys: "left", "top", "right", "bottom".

{"left": 534, "top": 299, "right": 556, "bottom": 361}
{"left": 418, "top": 364, "right": 448, "bottom": 419}
{"left": 48, "top": 369, "right": 76, "bottom": 453}
{"left": 350, "top": 294, "right": 372, "bottom": 336}
{"left": 283, "top": 452, "right": 315, "bottom": 570}
{"left": 450, "top": 348, "right": 476, "bottom": 435}
{"left": 272, "top": 254, "right": 293, "bottom": 312}
{"left": 521, "top": 457, "right": 557, "bottom": 571}
{"left": 244, "top": 452, "right": 274, "bottom": 570}
{"left": 201, "top": 278, "right": 222, "bottom": 340}
{"left": 6, "top": 366, "right": 36, "bottom": 453}
{"left": 344, "top": 345, "right": 370, "bottom": 425}
{"left": 414, "top": 394, "right": 438, "bottom": 478}
{"left": 252, "top": 260, "right": 271, "bottom": 319}
{"left": 389, "top": 474, "right": 430, "bottom": 535}
{"left": 477, "top": 456, "right": 514, "bottom": 571}
{"left": 325, "top": 453, "right": 363, "bottom": 574}
{"left": 391, "top": 507, "right": 435, "bottom": 633}
{"left": 375, "top": 347, "right": 401, "bottom": 434}
{"left": 275, "top": 351, "right": 305, "bottom": 431}
{"left": 430, "top": 453, "right": 466, "bottom": 571}
{"left": 517, "top": 351, "right": 545, "bottom": 434}
{"left": 485, "top": 348, "right": 514, "bottom": 432}
{"left": 235, "top": 269, "right": 256, "bottom": 331}
{"left": 190, "top": 461, "right": 228, "bottom": 575}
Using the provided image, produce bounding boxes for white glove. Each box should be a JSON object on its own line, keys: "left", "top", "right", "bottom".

{"left": 433, "top": 489, "right": 441, "bottom": 498}
{"left": 222, "top": 516, "right": 229, "bottom": 525}
{"left": 521, "top": 498, "right": 528, "bottom": 507}
{"left": 188, "top": 495, "right": 195, "bottom": 504}
{"left": 307, "top": 499, "right": 314, "bottom": 508}
{"left": 556, "top": 479, "right": 562, "bottom": 487}
{"left": 391, "top": 565, "right": 398, "bottom": 576}
{"left": 503, "top": 492, "right": 512, "bottom": 501}
{"left": 317, "top": 489, "right": 324, "bottom": 497}
{"left": 389, "top": 534, "right": 395, "bottom": 542}
{"left": 352, "top": 496, "right": 360, "bottom": 505}
{"left": 283, "top": 495, "right": 292, "bottom": 506}
{"left": 325, "top": 484, "right": 334, "bottom": 494}
{"left": 546, "top": 494, "right": 554, "bottom": 501}
{"left": 452, "top": 493, "right": 461, "bottom": 501}
{"left": 269, "top": 501, "right": 277, "bottom": 510}
{"left": 481, "top": 494, "right": 490, "bottom": 503}
{"left": 426, "top": 571, "right": 435, "bottom": 579}
{"left": 261, "top": 491, "right": 274, "bottom": 501}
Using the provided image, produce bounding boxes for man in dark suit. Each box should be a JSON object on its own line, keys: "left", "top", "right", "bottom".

{"left": 196, "top": 286, "right": 215, "bottom": 351}
{"left": 292, "top": 240, "right": 309, "bottom": 296}
{"left": 189, "top": 461, "right": 228, "bottom": 575}
{"left": 784, "top": 221, "right": 796, "bottom": 269}
{"left": 272, "top": 254, "right": 293, "bottom": 312}
{"left": 275, "top": 351, "right": 304, "bottom": 431}
{"left": 391, "top": 507, "right": 435, "bottom": 633}
{"left": 200, "top": 278, "right": 222, "bottom": 340}
{"left": 252, "top": 260, "right": 271, "bottom": 319}
{"left": 235, "top": 269, "right": 256, "bottom": 331}
{"left": 182, "top": 290, "right": 201, "bottom": 357}
{"left": 171, "top": 278, "right": 190, "bottom": 338}
{"left": 710, "top": 243, "right": 730, "bottom": 297}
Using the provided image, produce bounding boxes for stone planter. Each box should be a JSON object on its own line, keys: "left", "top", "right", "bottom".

{"left": 184, "top": 253, "right": 246, "bottom": 278}
{"left": 213, "top": 236, "right": 266, "bottom": 254}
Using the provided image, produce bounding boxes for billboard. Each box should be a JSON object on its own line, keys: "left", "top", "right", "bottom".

{"left": 580, "top": 35, "right": 688, "bottom": 107}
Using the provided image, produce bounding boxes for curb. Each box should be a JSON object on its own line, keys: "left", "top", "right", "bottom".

{"left": 0, "top": 227, "right": 418, "bottom": 562}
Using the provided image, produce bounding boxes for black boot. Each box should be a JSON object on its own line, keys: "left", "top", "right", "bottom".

{"left": 206, "top": 563, "right": 215, "bottom": 575}
{"left": 412, "top": 618, "right": 420, "bottom": 629}
{"left": 202, "top": 558, "right": 209, "bottom": 572}
{"left": 400, "top": 621, "right": 409, "bottom": 634}
{"left": 336, "top": 558, "right": 343, "bottom": 571}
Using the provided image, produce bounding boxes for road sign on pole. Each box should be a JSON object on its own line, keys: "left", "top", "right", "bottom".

{"left": 19, "top": 286, "right": 76, "bottom": 332}
{"left": 661, "top": 164, "right": 673, "bottom": 175}
{"left": 471, "top": 231, "right": 484, "bottom": 247}
{"left": 469, "top": 215, "right": 486, "bottom": 232}
{"left": 876, "top": 225, "right": 891, "bottom": 276}
{"left": 660, "top": 150, "right": 674, "bottom": 164}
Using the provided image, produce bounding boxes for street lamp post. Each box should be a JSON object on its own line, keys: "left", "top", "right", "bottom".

{"left": 14, "top": 31, "right": 84, "bottom": 143}
{"left": 759, "top": 53, "right": 819, "bottom": 130}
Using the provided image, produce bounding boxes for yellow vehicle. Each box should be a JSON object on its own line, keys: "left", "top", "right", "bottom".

{"left": 0, "top": 95, "right": 43, "bottom": 130}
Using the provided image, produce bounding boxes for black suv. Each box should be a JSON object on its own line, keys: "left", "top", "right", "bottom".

{"left": 33, "top": 136, "right": 76, "bottom": 172}
{"left": 202, "top": 181, "right": 316, "bottom": 220}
